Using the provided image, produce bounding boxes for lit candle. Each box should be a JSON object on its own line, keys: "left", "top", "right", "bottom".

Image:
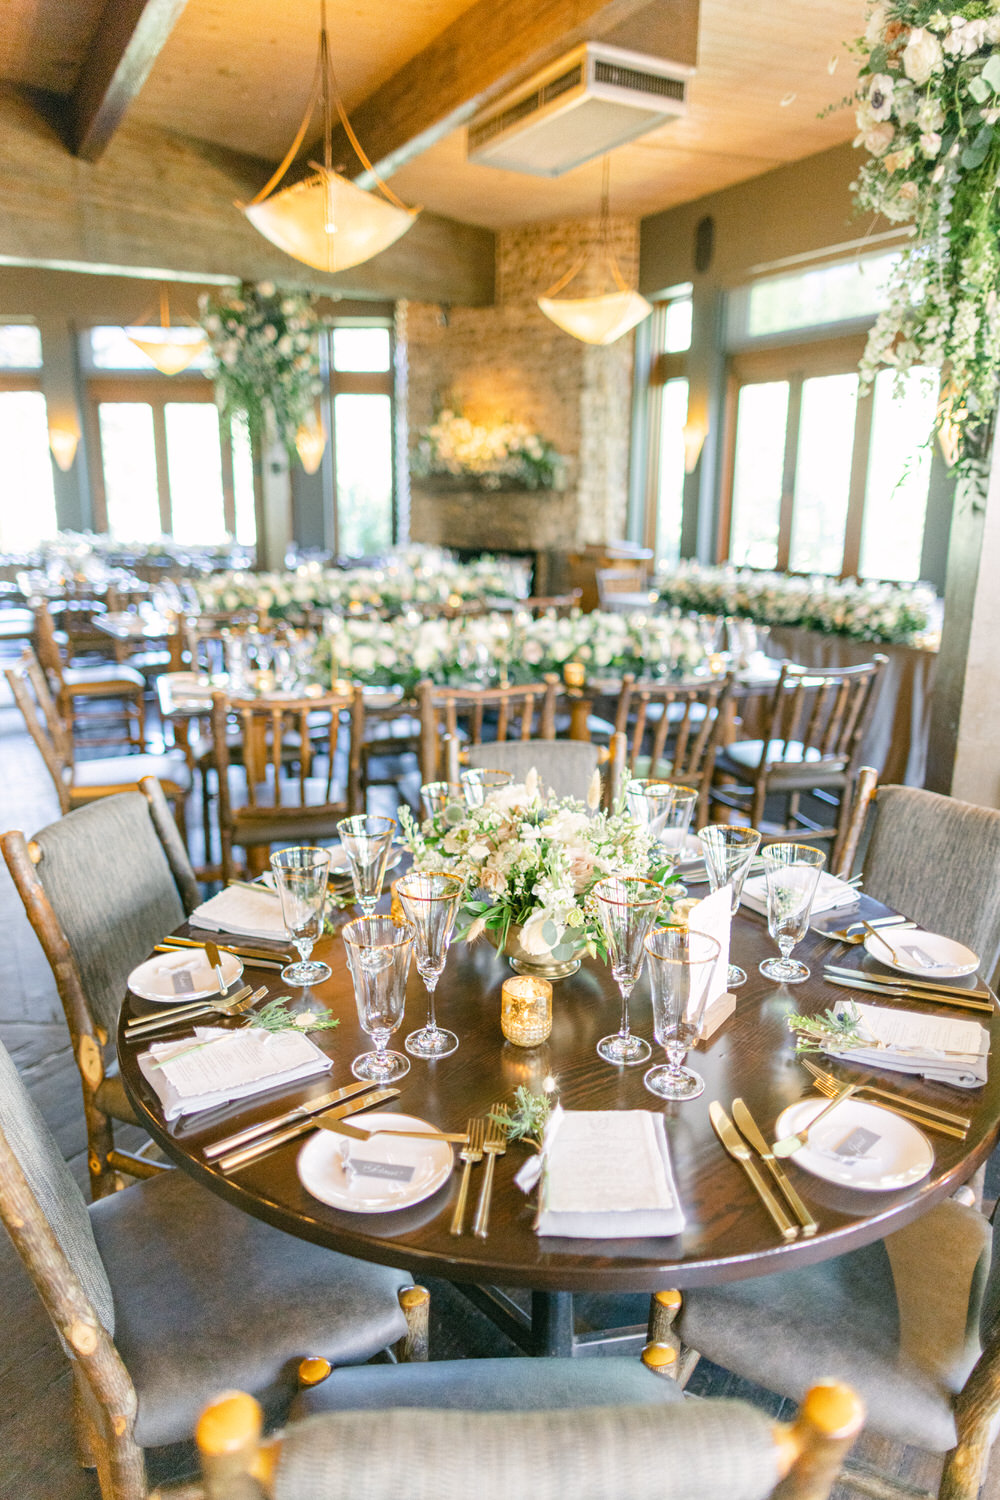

{"left": 563, "top": 660, "right": 586, "bottom": 689}
{"left": 501, "top": 975, "right": 552, "bottom": 1046}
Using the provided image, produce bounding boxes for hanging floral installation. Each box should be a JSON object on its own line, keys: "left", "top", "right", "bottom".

{"left": 198, "top": 282, "right": 325, "bottom": 457}
{"left": 851, "top": 2, "right": 1000, "bottom": 489}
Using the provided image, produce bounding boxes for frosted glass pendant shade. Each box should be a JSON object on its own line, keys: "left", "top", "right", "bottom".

{"left": 244, "top": 170, "right": 418, "bottom": 275}
{"left": 537, "top": 288, "right": 652, "bottom": 345}
{"left": 127, "top": 329, "right": 209, "bottom": 375}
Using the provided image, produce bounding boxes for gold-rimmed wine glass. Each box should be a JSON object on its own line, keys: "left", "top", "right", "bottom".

{"left": 336, "top": 814, "right": 396, "bottom": 918}
{"left": 625, "top": 780, "right": 698, "bottom": 862}
{"left": 460, "top": 768, "right": 513, "bottom": 807}
{"left": 759, "top": 843, "right": 825, "bottom": 984}
{"left": 592, "top": 875, "right": 664, "bottom": 1066}
{"left": 342, "top": 915, "right": 414, "bottom": 1083}
{"left": 644, "top": 925, "right": 722, "bottom": 1101}
{"left": 420, "top": 781, "right": 465, "bottom": 822}
{"left": 697, "top": 824, "right": 761, "bottom": 987}
{"left": 396, "top": 870, "right": 465, "bottom": 1059}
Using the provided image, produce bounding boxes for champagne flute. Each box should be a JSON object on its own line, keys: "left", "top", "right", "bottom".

{"left": 593, "top": 875, "right": 664, "bottom": 1065}
{"left": 342, "top": 916, "right": 414, "bottom": 1083}
{"left": 626, "top": 780, "right": 698, "bottom": 863}
{"left": 269, "top": 846, "right": 331, "bottom": 987}
{"left": 644, "top": 925, "right": 722, "bottom": 1101}
{"left": 759, "top": 843, "right": 825, "bottom": 984}
{"left": 697, "top": 824, "right": 762, "bottom": 987}
{"left": 397, "top": 871, "right": 464, "bottom": 1058}
{"left": 336, "top": 815, "right": 396, "bottom": 917}
{"left": 460, "top": 768, "right": 513, "bottom": 807}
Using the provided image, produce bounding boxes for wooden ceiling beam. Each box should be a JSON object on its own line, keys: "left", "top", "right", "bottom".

{"left": 67, "top": 0, "right": 189, "bottom": 163}
{"left": 319, "top": 0, "right": 700, "bottom": 186}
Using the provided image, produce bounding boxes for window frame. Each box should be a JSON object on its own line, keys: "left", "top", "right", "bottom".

{"left": 324, "top": 322, "right": 397, "bottom": 556}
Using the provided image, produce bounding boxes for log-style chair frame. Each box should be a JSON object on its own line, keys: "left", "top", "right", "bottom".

{"left": 613, "top": 672, "right": 735, "bottom": 826}
{"left": 33, "top": 597, "right": 146, "bottom": 749}
{"left": 831, "top": 765, "right": 879, "bottom": 878}
{"left": 212, "top": 687, "right": 364, "bottom": 882}
{"left": 1, "top": 776, "right": 197, "bottom": 1199}
{"left": 417, "top": 677, "right": 559, "bottom": 784}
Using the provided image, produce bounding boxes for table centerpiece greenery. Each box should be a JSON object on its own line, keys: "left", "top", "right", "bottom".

{"left": 411, "top": 407, "right": 565, "bottom": 491}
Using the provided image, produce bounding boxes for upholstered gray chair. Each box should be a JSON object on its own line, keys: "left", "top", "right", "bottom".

{"left": 452, "top": 734, "right": 626, "bottom": 806}
{"left": 2, "top": 777, "right": 199, "bottom": 1198}
{"left": 673, "top": 1196, "right": 1000, "bottom": 1500}
{"left": 0, "top": 1035, "right": 422, "bottom": 1500}
{"left": 175, "top": 1370, "right": 864, "bottom": 1500}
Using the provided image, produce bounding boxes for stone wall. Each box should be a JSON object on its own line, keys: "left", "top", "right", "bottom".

{"left": 403, "top": 216, "right": 639, "bottom": 547}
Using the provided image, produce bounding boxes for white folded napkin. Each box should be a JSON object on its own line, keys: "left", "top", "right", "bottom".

{"left": 825, "top": 1000, "right": 989, "bottom": 1089}
{"left": 190, "top": 886, "right": 289, "bottom": 942}
{"left": 138, "top": 1026, "right": 332, "bottom": 1119}
{"left": 741, "top": 869, "right": 858, "bottom": 918}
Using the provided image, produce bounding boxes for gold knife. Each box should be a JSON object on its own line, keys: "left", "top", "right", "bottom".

{"left": 218, "top": 1087, "right": 400, "bottom": 1173}
{"left": 156, "top": 943, "right": 285, "bottom": 971}
{"left": 164, "top": 934, "right": 295, "bottom": 964}
{"left": 204, "top": 1080, "right": 383, "bottom": 1159}
{"left": 205, "top": 939, "right": 228, "bottom": 996}
{"left": 709, "top": 1101, "right": 798, "bottom": 1242}
{"left": 823, "top": 973, "right": 994, "bottom": 1013}
{"left": 315, "top": 1118, "right": 468, "bottom": 1144}
{"left": 732, "top": 1098, "right": 818, "bottom": 1237}
{"left": 823, "top": 964, "right": 993, "bottom": 1005}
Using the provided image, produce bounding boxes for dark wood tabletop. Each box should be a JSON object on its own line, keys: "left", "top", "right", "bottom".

{"left": 118, "top": 892, "right": 1000, "bottom": 1294}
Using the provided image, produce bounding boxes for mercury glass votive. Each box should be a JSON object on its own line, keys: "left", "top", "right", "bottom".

{"left": 501, "top": 975, "right": 553, "bottom": 1046}
{"left": 563, "top": 660, "right": 586, "bottom": 689}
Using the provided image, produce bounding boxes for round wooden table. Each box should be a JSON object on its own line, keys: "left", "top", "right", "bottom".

{"left": 118, "top": 895, "right": 1000, "bottom": 1353}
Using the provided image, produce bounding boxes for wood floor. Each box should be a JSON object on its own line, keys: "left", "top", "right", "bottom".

{"left": 0, "top": 674, "right": 995, "bottom": 1499}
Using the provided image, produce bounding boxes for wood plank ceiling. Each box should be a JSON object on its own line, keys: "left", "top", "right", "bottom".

{"left": 0, "top": 0, "right": 866, "bottom": 231}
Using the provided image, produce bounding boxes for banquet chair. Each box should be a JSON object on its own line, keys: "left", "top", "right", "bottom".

{"left": 595, "top": 565, "right": 654, "bottom": 613}
{"left": 449, "top": 733, "right": 627, "bottom": 807}
{"left": 613, "top": 673, "right": 735, "bottom": 825}
{"left": 0, "top": 1035, "right": 425, "bottom": 1500}
{"left": 710, "top": 656, "right": 887, "bottom": 855}
{"left": 2, "top": 778, "right": 199, "bottom": 1199}
{"left": 169, "top": 1371, "right": 864, "bottom": 1500}
{"left": 33, "top": 598, "right": 147, "bottom": 749}
{"left": 417, "top": 677, "right": 559, "bottom": 784}
{"left": 212, "top": 687, "right": 363, "bottom": 882}
{"left": 671, "top": 1195, "right": 1000, "bottom": 1500}
{"left": 5, "top": 654, "right": 192, "bottom": 835}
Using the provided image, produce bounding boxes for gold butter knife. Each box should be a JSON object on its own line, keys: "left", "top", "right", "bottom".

{"left": 732, "top": 1098, "right": 817, "bottom": 1237}
{"left": 709, "top": 1102, "right": 798, "bottom": 1242}
{"left": 822, "top": 973, "right": 994, "bottom": 1014}
{"left": 314, "top": 1118, "right": 468, "bottom": 1144}
{"left": 218, "top": 1087, "right": 400, "bottom": 1173}
{"left": 204, "top": 1080, "right": 379, "bottom": 1158}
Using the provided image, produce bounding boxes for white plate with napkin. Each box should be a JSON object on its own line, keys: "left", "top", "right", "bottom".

{"left": 863, "top": 928, "right": 979, "bottom": 980}
{"left": 297, "top": 1112, "right": 453, "bottom": 1212}
{"left": 741, "top": 870, "right": 859, "bottom": 919}
{"left": 137, "top": 1025, "right": 332, "bottom": 1120}
{"left": 128, "top": 948, "right": 243, "bottom": 1004}
{"left": 773, "top": 1096, "right": 933, "bottom": 1191}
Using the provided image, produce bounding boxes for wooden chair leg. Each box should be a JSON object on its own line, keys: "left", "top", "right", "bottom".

{"left": 773, "top": 1383, "right": 866, "bottom": 1500}
{"left": 395, "top": 1284, "right": 430, "bottom": 1362}
{"left": 646, "top": 1288, "right": 700, "bottom": 1385}
{"left": 195, "top": 1392, "right": 268, "bottom": 1500}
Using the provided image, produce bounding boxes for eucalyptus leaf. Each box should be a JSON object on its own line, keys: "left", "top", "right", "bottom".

{"left": 982, "top": 54, "right": 1000, "bottom": 92}
{"left": 968, "top": 76, "right": 990, "bottom": 103}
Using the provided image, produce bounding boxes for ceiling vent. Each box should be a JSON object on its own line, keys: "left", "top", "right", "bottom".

{"left": 467, "top": 43, "right": 693, "bottom": 177}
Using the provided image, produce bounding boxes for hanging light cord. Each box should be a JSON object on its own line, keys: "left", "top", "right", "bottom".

{"left": 541, "top": 156, "right": 630, "bottom": 299}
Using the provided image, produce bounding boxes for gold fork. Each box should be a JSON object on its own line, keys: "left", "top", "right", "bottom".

{"left": 808, "top": 1073, "right": 968, "bottom": 1140}
{"left": 801, "top": 1059, "right": 971, "bottom": 1128}
{"left": 449, "top": 1117, "right": 486, "bottom": 1236}
{"left": 473, "top": 1105, "right": 507, "bottom": 1239}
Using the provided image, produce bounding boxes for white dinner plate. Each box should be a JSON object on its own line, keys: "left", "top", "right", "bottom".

{"left": 774, "top": 1097, "right": 933, "bottom": 1191}
{"left": 863, "top": 928, "right": 979, "bottom": 979}
{"left": 127, "top": 948, "right": 243, "bottom": 1004}
{"left": 297, "top": 1111, "right": 453, "bottom": 1213}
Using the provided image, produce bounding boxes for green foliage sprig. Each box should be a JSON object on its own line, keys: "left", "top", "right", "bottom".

{"left": 786, "top": 1002, "right": 866, "bottom": 1054}
{"left": 489, "top": 1087, "right": 553, "bottom": 1147}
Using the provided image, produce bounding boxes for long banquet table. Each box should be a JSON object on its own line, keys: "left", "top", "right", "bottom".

{"left": 118, "top": 893, "right": 1000, "bottom": 1355}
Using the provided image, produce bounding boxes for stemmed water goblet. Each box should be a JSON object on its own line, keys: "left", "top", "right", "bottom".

{"left": 336, "top": 815, "right": 396, "bottom": 917}
{"left": 396, "top": 871, "right": 464, "bottom": 1058}
{"left": 593, "top": 875, "right": 665, "bottom": 1065}
{"left": 625, "top": 780, "right": 698, "bottom": 863}
{"left": 697, "top": 824, "right": 761, "bottom": 988}
{"left": 644, "top": 925, "right": 722, "bottom": 1101}
{"left": 342, "top": 915, "right": 414, "bottom": 1083}
{"left": 460, "top": 768, "right": 513, "bottom": 807}
{"left": 420, "top": 781, "right": 465, "bottom": 823}
{"left": 269, "top": 846, "right": 332, "bottom": 987}
{"left": 759, "top": 843, "right": 826, "bottom": 984}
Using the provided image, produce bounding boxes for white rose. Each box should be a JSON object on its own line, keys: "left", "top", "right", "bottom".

{"left": 519, "top": 910, "right": 557, "bottom": 957}
{"left": 902, "top": 28, "right": 944, "bottom": 84}
{"left": 257, "top": 281, "right": 275, "bottom": 297}
{"left": 865, "top": 1, "right": 889, "bottom": 48}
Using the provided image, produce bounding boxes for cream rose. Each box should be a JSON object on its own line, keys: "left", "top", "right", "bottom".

{"left": 902, "top": 27, "right": 944, "bottom": 84}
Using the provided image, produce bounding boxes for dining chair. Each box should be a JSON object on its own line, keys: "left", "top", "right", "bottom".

{"left": 595, "top": 565, "right": 654, "bottom": 613}
{"left": 612, "top": 673, "right": 735, "bottom": 826}
{"left": 32, "top": 598, "right": 147, "bottom": 749}
{"left": 2, "top": 777, "right": 199, "bottom": 1199}
{"left": 417, "top": 677, "right": 560, "bottom": 784}
{"left": 0, "top": 1034, "right": 426, "bottom": 1500}
{"left": 171, "top": 1369, "right": 863, "bottom": 1500}
{"left": 5, "top": 653, "right": 192, "bottom": 834}
{"left": 669, "top": 1195, "right": 1000, "bottom": 1500}
{"left": 709, "top": 656, "right": 888, "bottom": 855}
{"left": 450, "top": 733, "right": 627, "bottom": 807}
{"left": 211, "top": 686, "right": 364, "bottom": 882}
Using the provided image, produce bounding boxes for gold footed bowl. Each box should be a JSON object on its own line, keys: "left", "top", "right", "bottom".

{"left": 490, "top": 921, "right": 582, "bottom": 982}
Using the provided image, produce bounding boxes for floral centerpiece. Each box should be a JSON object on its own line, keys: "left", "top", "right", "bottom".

{"left": 849, "top": 1, "right": 1000, "bottom": 485}
{"left": 198, "top": 282, "right": 325, "bottom": 457}
{"left": 411, "top": 408, "right": 565, "bottom": 491}
{"left": 398, "top": 773, "right": 676, "bottom": 977}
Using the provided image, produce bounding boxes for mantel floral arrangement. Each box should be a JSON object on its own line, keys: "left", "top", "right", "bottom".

{"left": 850, "top": 1, "right": 1000, "bottom": 485}
{"left": 411, "top": 408, "right": 565, "bottom": 491}
{"left": 654, "top": 562, "right": 940, "bottom": 646}
{"left": 398, "top": 773, "right": 674, "bottom": 964}
{"left": 198, "top": 282, "right": 324, "bottom": 458}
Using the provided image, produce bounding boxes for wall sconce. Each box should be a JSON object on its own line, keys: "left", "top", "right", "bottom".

{"left": 937, "top": 412, "right": 962, "bottom": 469}
{"left": 294, "top": 416, "right": 327, "bottom": 475}
{"left": 682, "top": 420, "right": 708, "bottom": 474}
{"left": 48, "top": 425, "right": 80, "bottom": 472}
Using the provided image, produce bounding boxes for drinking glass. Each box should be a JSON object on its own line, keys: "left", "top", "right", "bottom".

{"left": 759, "top": 843, "right": 826, "bottom": 984}
{"left": 460, "top": 768, "right": 513, "bottom": 807}
{"left": 342, "top": 916, "right": 414, "bottom": 1083}
{"left": 697, "top": 824, "right": 762, "bottom": 987}
{"left": 593, "top": 875, "right": 665, "bottom": 1065}
{"left": 336, "top": 815, "right": 396, "bottom": 917}
{"left": 269, "top": 846, "right": 332, "bottom": 987}
{"left": 644, "top": 925, "right": 722, "bottom": 1101}
{"left": 397, "top": 871, "right": 464, "bottom": 1058}
{"left": 625, "top": 780, "right": 698, "bottom": 861}
{"left": 420, "top": 781, "right": 465, "bottom": 822}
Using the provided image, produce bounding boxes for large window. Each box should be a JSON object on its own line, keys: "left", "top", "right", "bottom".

{"left": 328, "top": 324, "right": 395, "bottom": 557}
{"left": 639, "top": 291, "right": 692, "bottom": 566}
{"left": 0, "top": 325, "right": 57, "bottom": 550}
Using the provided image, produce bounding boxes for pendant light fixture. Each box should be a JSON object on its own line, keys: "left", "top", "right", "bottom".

{"left": 126, "top": 288, "right": 210, "bottom": 376}
{"left": 295, "top": 414, "right": 327, "bottom": 474}
{"left": 241, "top": 1, "right": 419, "bottom": 274}
{"left": 537, "top": 159, "right": 652, "bottom": 345}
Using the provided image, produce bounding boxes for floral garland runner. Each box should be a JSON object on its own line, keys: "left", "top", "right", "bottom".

{"left": 850, "top": 2, "right": 1000, "bottom": 483}
{"left": 654, "top": 562, "right": 939, "bottom": 646}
